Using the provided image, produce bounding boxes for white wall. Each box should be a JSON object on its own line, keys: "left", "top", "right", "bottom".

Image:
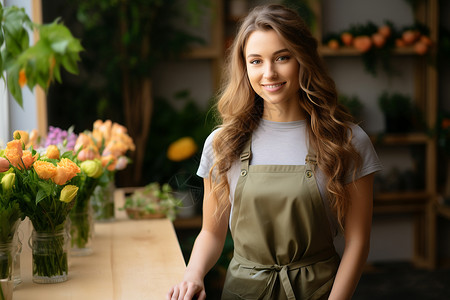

{"left": 0, "top": 0, "right": 39, "bottom": 147}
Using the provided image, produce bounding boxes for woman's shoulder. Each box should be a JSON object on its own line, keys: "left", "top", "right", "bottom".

{"left": 348, "top": 123, "right": 372, "bottom": 148}
{"left": 203, "top": 127, "right": 221, "bottom": 149}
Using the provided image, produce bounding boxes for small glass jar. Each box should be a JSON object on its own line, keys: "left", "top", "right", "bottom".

{"left": 91, "top": 180, "right": 115, "bottom": 222}
{"left": 29, "top": 228, "right": 69, "bottom": 284}
{"left": 0, "top": 241, "right": 17, "bottom": 300}
{"left": 13, "top": 230, "right": 23, "bottom": 287}
{"left": 70, "top": 205, "right": 94, "bottom": 256}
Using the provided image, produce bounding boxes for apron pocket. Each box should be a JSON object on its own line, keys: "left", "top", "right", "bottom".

{"left": 222, "top": 258, "right": 273, "bottom": 300}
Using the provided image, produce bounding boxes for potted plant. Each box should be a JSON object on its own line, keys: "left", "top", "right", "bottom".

{"left": 378, "top": 91, "right": 414, "bottom": 133}
{"left": 122, "top": 182, "right": 182, "bottom": 221}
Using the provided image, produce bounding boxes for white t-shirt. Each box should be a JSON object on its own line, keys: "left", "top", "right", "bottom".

{"left": 197, "top": 119, "right": 383, "bottom": 235}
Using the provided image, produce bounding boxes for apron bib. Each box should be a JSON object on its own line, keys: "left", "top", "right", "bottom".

{"left": 222, "top": 138, "right": 340, "bottom": 300}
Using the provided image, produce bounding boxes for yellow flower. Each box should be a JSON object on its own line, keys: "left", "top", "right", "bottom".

{"left": 53, "top": 158, "right": 80, "bottom": 185}
{"left": 4, "top": 140, "right": 23, "bottom": 168}
{"left": 1, "top": 173, "right": 15, "bottom": 190}
{"left": 13, "top": 130, "right": 29, "bottom": 145}
{"left": 80, "top": 159, "right": 103, "bottom": 178}
{"left": 46, "top": 145, "right": 60, "bottom": 160}
{"left": 167, "top": 137, "right": 198, "bottom": 162}
{"left": 60, "top": 185, "right": 78, "bottom": 203}
{"left": 33, "top": 160, "right": 57, "bottom": 180}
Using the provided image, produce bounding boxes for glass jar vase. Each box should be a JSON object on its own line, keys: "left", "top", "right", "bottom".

{"left": 0, "top": 241, "right": 17, "bottom": 300}
{"left": 91, "top": 180, "right": 115, "bottom": 222}
{"left": 29, "top": 228, "right": 69, "bottom": 284}
{"left": 70, "top": 204, "right": 94, "bottom": 256}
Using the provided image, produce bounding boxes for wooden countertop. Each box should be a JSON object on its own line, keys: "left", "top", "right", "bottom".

{"left": 14, "top": 188, "right": 186, "bottom": 300}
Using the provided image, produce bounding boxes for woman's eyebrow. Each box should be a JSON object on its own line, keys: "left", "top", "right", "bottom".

{"left": 246, "top": 48, "right": 290, "bottom": 59}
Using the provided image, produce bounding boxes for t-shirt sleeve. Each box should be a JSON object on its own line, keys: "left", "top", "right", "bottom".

{"left": 196, "top": 129, "right": 218, "bottom": 179}
{"left": 344, "top": 125, "right": 383, "bottom": 184}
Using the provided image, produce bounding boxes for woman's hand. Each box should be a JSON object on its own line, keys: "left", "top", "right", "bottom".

{"left": 166, "top": 276, "right": 206, "bottom": 300}
{"left": 167, "top": 178, "right": 229, "bottom": 300}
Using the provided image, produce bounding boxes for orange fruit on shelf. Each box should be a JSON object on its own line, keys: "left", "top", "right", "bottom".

{"left": 353, "top": 36, "right": 372, "bottom": 53}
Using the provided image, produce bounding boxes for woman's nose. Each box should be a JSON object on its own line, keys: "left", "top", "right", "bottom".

{"left": 263, "top": 63, "right": 277, "bottom": 79}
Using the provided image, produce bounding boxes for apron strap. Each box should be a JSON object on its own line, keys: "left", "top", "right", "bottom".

{"left": 239, "top": 138, "right": 252, "bottom": 176}
{"left": 305, "top": 146, "right": 317, "bottom": 175}
{"left": 233, "top": 249, "right": 337, "bottom": 300}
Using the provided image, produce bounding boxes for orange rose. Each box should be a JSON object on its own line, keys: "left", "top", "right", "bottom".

{"left": 101, "top": 154, "right": 117, "bottom": 171}
{"left": 77, "top": 147, "right": 99, "bottom": 161}
{"left": 74, "top": 133, "right": 96, "bottom": 152}
{"left": 4, "top": 140, "right": 23, "bottom": 168}
{"left": 26, "top": 129, "right": 39, "bottom": 149}
{"left": 46, "top": 145, "right": 60, "bottom": 159}
{"left": 103, "top": 140, "right": 128, "bottom": 157}
{"left": 21, "top": 150, "right": 38, "bottom": 170}
{"left": 33, "top": 160, "right": 57, "bottom": 180}
{"left": 53, "top": 158, "right": 80, "bottom": 185}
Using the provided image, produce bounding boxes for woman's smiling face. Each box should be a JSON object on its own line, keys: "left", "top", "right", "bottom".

{"left": 245, "top": 29, "right": 303, "bottom": 121}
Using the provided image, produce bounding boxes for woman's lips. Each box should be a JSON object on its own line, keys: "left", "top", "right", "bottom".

{"left": 261, "top": 82, "right": 286, "bottom": 92}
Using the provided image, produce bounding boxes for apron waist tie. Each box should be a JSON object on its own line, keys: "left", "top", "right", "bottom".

{"left": 233, "top": 249, "right": 337, "bottom": 300}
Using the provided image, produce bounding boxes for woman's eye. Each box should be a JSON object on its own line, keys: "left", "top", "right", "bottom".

{"left": 277, "top": 55, "right": 289, "bottom": 62}
{"left": 250, "top": 59, "right": 261, "bottom": 65}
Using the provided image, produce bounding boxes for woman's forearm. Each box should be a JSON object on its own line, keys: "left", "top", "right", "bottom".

{"left": 184, "top": 228, "right": 228, "bottom": 281}
{"left": 328, "top": 240, "right": 370, "bottom": 300}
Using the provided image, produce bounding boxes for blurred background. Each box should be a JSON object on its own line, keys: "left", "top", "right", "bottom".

{"left": 1, "top": 0, "right": 450, "bottom": 298}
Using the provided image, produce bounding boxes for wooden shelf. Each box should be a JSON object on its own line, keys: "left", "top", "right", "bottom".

{"left": 319, "top": 45, "right": 422, "bottom": 57}
{"left": 374, "top": 203, "right": 427, "bottom": 214}
{"left": 370, "top": 133, "right": 431, "bottom": 145}
{"left": 182, "top": 46, "right": 222, "bottom": 59}
{"left": 375, "top": 191, "right": 429, "bottom": 203}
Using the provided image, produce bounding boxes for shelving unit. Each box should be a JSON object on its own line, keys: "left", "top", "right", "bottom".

{"left": 319, "top": 0, "right": 439, "bottom": 268}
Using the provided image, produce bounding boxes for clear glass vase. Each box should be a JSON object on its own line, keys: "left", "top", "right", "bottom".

{"left": 13, "top": 230, "right": 22, "bottom": 287}
{"left": 29, "top": 228, "right": 69, "bottom": 284}
{"left": 0, "top": 241, "right": 17, "bottom": 300}
{"left": 70, "top": 204, "right": 94, "bottom": 256}
{"left": 91, "top": 180, "right": 115, "bottom": 222}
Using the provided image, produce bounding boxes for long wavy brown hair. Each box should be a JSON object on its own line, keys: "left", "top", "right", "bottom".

{"left": 210, "top": 4, "right": 361, "bottom": 229}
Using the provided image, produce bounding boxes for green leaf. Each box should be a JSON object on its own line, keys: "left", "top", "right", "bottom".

{"left": 51, "top": 40, "right": 69, "bottom": 54}
{"left": 35, "top": 189, "right": 47, "bottom": 205}
{"left": 60, "top": 54, "right": 79, "bottom": 74}
{"left": 6, "top": 67, "right": 23, "bottom": 107}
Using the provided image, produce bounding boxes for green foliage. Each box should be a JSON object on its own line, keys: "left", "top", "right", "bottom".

{"left": 378, "top": 91, "right": 412, "bottom": 118}
{"left": 282, "top": 0, "right": 316, "bottom": 32}
{"left": 142, "top": 90, "right": 216, "bottom": 186}
{"left": 338, "top": 94, "right": 363, "bottom": 121}
{"left": 0, "top": 3, "right": 83, "bottom": 107}
{"left": 123, "top": 182, "right": 182, "bottom": 221}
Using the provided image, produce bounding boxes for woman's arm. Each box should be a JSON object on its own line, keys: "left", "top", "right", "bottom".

{"left": 167, "top": 178, "right": 230, "bottom": 300}
{"left": 328, "top": 173, "right": 374, "bottom": 300}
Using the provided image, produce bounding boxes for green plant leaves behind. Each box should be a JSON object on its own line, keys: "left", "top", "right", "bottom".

{"left": 0, "top": 3, "right": 83, "bottom": 108}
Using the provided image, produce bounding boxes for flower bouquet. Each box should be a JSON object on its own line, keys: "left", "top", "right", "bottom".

{"left": 3, "top": 134, "right": 81, "bottom": 284}
{"left": 69, "top": 159, "right": 105, "bottom": 256}
{"left": 0, "top": 161, "right": 22, "bottom": 300}
{"left": 74, "top": 120, "right": 135, "bottom": 222}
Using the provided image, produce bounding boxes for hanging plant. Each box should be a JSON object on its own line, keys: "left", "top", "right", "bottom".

{"left": 0, "top": 4, "right": 83, "bottom": 107}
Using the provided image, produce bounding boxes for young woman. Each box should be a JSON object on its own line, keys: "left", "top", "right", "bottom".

{"left": 167, "top": 4, "right": 382, "bottom": 300}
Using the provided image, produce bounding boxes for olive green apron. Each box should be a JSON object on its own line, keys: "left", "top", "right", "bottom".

{"left": 221, "top": 138, "right": 340, "bottom": 300}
